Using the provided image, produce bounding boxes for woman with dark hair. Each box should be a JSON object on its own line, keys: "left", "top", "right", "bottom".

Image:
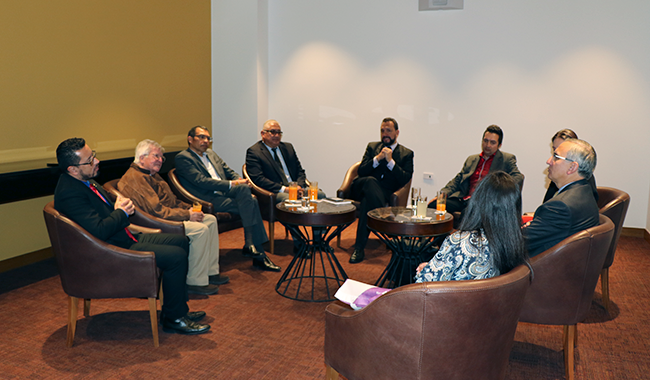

{"left": 415, "top": 171, "right": 527, "bottom": 282}
{"left": 544, "top": 129, "right": 598, "bottom": 203}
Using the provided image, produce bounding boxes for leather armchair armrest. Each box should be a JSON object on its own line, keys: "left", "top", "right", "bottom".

{"left": 130, "top": 210, "right": 185, "bottom": 235}
{"left": 128, "top": 224, "right": 162, "bottom": 235}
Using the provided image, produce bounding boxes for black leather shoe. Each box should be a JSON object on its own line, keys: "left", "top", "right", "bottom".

{"left": 162, "top": 316, "right": 210, "bottom": 335}
{"left": 187, "top": 284, "right": 219, "bottom": 295}
{"left": 242, "top": 245, "right": 265, "bottom": 258}
{"left": 209, "top": 274, "right": 230, "bottom": 285}
{"left": 253, "top": 255, "right": 281, "bottom": 272}
{"left": 349, "top": 249, "right": 365, "bottom": 264}
{"left": 161, "top": 311, "right": 206, "bottom": 323}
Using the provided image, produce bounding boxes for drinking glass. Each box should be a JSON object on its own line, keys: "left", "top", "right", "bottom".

{"left": 192, "top": 201, "right": 202, "bottom": 212}
{"left": 436, "top": 191, "right": 447, "bottom": 214}
{"left": 309, "top": 181, "right": 318, "bottom": 201}
{"left": 416, "top": 197, "right": 428, "bottom": 217}
{"left": 288, "top": 182, "right": 298, "bottom": 201}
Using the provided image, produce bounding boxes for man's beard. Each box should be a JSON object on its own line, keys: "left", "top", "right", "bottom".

{"left": 382, "top": 136, "right": 395, "bottom": 147}
{"left": 80, "top": 169, "right": 99, "bottom": 181}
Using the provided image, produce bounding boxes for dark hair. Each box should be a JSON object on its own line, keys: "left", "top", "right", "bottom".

{"left": 188, "top": 125, "right": 207, "bottom": 138}
{"left": 56, "top": 138, "right": 85, "bottom": 172}
{"left": 382, "top": 117, "right": 398, "bottom": 130}
{"left": 484, "top": 124, "right": 503, "bottom": 145}
{"left": 551, "top": 128, "right": 578, "bottom": 142}
{"left": 458, "top": 171, "right": 527, "bottom": 273}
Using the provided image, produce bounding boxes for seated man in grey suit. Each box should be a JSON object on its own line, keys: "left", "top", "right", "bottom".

{"left": 431, "top": 124, "right": 524, "bottom": 216}
{"left": 245, "top": 119, "right": 326, "bottom": 253}
{"left": 523, "top": 138, "right": 599, "bottom": 257}
{"left": 174, "top": 126, "right": 280, "bottom": 272}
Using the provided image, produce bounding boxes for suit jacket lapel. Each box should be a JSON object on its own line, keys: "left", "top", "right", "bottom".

{"left": 278, "top": 144, "right": 294, "bottom": 180}
{"left": 207, "top": 150, "right": 226, "bottom": 179}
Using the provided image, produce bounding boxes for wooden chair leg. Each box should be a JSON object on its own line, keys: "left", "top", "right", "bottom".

{"left": 601, "top": 268, "right": 610, "bottom": 313}
{"left": 563, "top": 324, "right": 576, "bottom": 380}
{"left": 66, "top": 296, "right": 79, "bottom": 348}
{"left": 159, "top": 282, "right": 164, "bottom": 307}
{"left": 325, "top": 364, "right": 340, "bottom": 380}
{"left": 148, "top": 297, "right": 159, "bottom": 347}
{"left": 269, "top": 220, "right": 275, "bottom": 256}
{"left": 83, "top": 299, "right": 91, "bottom": 317}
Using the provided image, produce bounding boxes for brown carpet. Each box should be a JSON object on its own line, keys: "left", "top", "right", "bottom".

{"left": 0, "top": 222, "right": 649, "bottom": 379}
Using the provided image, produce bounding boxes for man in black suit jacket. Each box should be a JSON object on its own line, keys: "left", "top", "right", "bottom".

{"left": 523, "top": 138, "right": 600, "bottom": 257}
{"left": 349, "top": 117, "right": 414, "bottom": 263}
{"left": 54, "top": 138, "right": 210, "bottom": 335}
{"left": 432, "top": 125, "right": 524, "bottom": 215}
{"left": 174, "top": 126, "right": 280, "bottom": 272}
{"left": 245, "top": 119, "right": 326, "bottom": 252}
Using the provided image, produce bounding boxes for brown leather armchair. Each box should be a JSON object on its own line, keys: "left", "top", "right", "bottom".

{"left": 166, "top": 168, "right": 242, "bottom": 233}
{"left": 241, "top": 164, "right": 289, "bottom": 256}
{"left": 596, "top": 187, "right": 630, "bottom": 312}
{"left": 103, "top": 179, "right": 185, "bottom": 235}
{"left": 335, "top": 161, "right": 413, "bottom": 246}
{"left": 324, "top": 264, "right": 532, "bottom": 380}
{"left": 43, "top": 201, "right": 161, "bottom": 347}
{"left": 519, "top": 214, "right": 615, "bottom": 380}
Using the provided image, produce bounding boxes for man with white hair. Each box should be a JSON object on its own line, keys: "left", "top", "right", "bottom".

{"left": 118, "top": 139, "right": 227, "bottom": 296}
{"left": 523, "top": 138, "right": 600, "bottom": 257}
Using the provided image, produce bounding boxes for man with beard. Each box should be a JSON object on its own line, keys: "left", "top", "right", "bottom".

{"left": 430, "top": 125, "right": 524, "bottom": 218}
{"left": 54, "top": 138, "right": 210, "bottom": 335}
{"left": 348, "top": 117, "right": 414, "bottom": 263}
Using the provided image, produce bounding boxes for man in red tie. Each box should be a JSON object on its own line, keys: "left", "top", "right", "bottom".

{"left": 54, "top": 138, "right": 210, "bottom": 335}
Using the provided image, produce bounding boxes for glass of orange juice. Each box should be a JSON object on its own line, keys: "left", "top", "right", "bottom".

{"left": 288, "top": 182, "right": 298, "bottom": 201}
{"left": 192, "top": 201, "right": 202, "bottom": 212}
{"left": 309, "top": 181, "right": 318, "bottom": 201}
{"left": 436, "top": 191, "right": 447, "bottom": 214}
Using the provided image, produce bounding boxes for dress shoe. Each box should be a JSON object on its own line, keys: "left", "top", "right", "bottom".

{"left": 349, "top": 249, "right": 365, "bottom": 264}
{"left": 162, "top": 316, "right": 211, "bottom": 335}
{"left": 209, "top": 274, "right": 230, "bottom": 285}
{"left": 242, "top": 245, "right": 265, "bottom": 259}
{"left": 187, "top": 284, "right": 219, "bottom": 295}
{"left": 253, "top": 255, "right": 281, "bottom": 272}
{"left": 161, "top": 311, "right": 206, "bottom": 323}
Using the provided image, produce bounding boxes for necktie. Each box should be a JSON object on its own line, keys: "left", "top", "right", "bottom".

{"left": 89, "top": 183, "right": 138, "bottom": 243}
{"left": 272, "top": 147, "right": 282, "bottom": 166}
{"left": 272, "top": 148, "right": 289, "bottom": 186}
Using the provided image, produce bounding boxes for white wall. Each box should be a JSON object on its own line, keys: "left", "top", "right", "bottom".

{"left": 214, "top": 0, "right": 650, "bottom": 230}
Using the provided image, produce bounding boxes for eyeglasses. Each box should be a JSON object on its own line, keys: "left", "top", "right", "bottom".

{"left": 263, "top": 129, "right": 283, "bottom": 136}
{"left": 553, "top": 153, "right": 574, "bottom": 163}
{"left": 148, "top": 153, "right": 166, "bottom": 162}
{"left": 194, "top": 134, "right": 213, "bottom": 142}
{"left": 74, "top": 151, "right": 97, "bottom": 166}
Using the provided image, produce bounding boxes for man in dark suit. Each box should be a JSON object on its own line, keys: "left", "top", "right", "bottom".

{"left": 349, "top": 117, "right": 414, "bottom": 263}
{"left": 523, "top": 138, "right": 600, "bottom": 257}
{"left": 54, "top": 138, "right": 210, "bottom": 335}
{"left": 431, "top": 125, "right": 524, "bottom": 215}
{"left": 174, "top": 126, "right": 280, "bottom": 272}
{"left": 245, "top": 119, "right": 326, "bottom": 252}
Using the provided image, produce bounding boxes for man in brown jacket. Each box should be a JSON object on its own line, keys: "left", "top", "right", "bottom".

{"left": 118, "top": 139, "right": 228, "bottom": 296}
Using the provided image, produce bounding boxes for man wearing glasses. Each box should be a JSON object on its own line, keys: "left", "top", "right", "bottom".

{"left": 522, "top": 138, "right": 600, "bottom": 257}
{"left": 175, "top": 126, "right": 280, "bottom": 272}
{"left": 430, "top": 125, "right": 524, "bottom": 216}
{"left": 54, "top": 138, "right": 210, "bottom": 335}
{"left": 118, "top": 139, "right": 228, "bottom": 296}
{"left": 245, "top": 119, "right": 326, "bottom": 254}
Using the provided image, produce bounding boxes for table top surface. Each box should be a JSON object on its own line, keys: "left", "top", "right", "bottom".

{"left": 275, "top": 200, "right": 356, "bottom": 226}
{"left": 367, "top": 207, "right": 454, "bottom": 236}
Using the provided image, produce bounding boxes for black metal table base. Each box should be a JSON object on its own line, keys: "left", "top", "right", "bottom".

{"left": 371, "top": 231, "right": 443, "bottom": 288}
{"left": 275, "top": 223, "right": 351, "bottom": 302}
